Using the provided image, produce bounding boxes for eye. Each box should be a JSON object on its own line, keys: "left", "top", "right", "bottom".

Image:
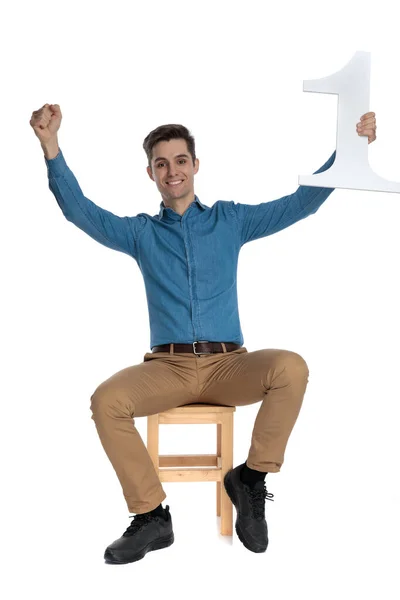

{"left": 156, "top": 159, "right": 186, "bottom": 168}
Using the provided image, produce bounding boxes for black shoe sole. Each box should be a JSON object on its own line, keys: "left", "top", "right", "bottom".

{"left": 224, "top": 470, "right": 267, "bottom": 553}
{"left": 104, "top": 532, "right": 174, "bottom": 564}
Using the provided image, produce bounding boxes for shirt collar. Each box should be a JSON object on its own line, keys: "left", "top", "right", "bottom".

{"left": 158, "top": 195, "right": 207, "bottom": 219}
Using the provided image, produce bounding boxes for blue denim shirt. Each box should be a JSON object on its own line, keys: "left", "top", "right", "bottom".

{"left": 44, "top": 148, "right": 336, "bottom": 350}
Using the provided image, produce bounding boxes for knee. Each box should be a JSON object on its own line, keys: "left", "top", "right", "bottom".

{"left": 89, "top": 384, "right": 110, "bottom": 418}
{"left": 274, "top": 350, "right": 309, "bottom": 378}
{"left": 283, "top": 351, "right": 309, "bottom": 377}
{"left": 90, "top": 382, "right": 134, "bottom": 418}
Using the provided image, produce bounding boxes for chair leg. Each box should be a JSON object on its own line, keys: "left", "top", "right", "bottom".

{"left": 220, "top": 413, "right": 234, "bottom": 536}
{"left": 216, "top": 423, "right": 221, "bottom": 517}
{"left": 147, "top": 414, "right": 160, "bottom": 471}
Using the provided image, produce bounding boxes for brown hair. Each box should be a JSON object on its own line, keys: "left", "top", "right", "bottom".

{"left": 143, "top": 124, "right": 196, "bottom": 169}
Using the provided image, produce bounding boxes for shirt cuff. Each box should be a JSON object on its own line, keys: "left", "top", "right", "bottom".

{"left": 44, "top": 147, "right": 67, "bottom": 177}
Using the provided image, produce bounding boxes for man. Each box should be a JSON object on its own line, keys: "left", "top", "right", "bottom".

{"left": 30, "top": 103, "right": 377, "bottom": 564}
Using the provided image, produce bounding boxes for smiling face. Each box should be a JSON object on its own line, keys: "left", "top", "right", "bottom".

{"left": 146, "top": 138, "right": 200, "bottom": 208}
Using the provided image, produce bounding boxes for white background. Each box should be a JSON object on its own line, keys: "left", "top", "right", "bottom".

{"left": 1, "top": 0, "right": 399, "bottom": 598}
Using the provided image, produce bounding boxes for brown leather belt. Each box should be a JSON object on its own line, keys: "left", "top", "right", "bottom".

{"left": 151, "top": 341, "right": 242, "bottom": 355}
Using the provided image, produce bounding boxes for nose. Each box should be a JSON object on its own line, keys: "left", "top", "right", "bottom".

{"left": 167, "top": 165, "right": 178, "bottom": 177}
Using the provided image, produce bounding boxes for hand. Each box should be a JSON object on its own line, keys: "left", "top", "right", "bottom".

{"left": 356, "top": 112, "right": 376, "bottom": 144}
{"left": 30, "top": 103, "right": 62, "bottom": 144}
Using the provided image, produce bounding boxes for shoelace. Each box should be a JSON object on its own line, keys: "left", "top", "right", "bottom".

{"left": 248, "top": 483, "right": 274, "bottom": 520}
{"left": 123, "top": 513, "right": 154, "bottom": 537}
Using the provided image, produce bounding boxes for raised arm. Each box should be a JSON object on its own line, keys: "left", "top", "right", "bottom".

{"left": 230, "top": 150, "right": 336, "bottom": 246}
{"left": 30, "top": 103, "right": 145, "bottom": 259}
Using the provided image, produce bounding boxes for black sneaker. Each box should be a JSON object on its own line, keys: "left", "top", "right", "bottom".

{"left": 224, "top": 464, "right": 274, "bottom": 553}
{"left": 104, "top": 505, "right": 174, "bottom": 564}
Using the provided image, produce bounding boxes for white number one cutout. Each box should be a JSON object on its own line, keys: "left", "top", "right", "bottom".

{"left": 298, "top": 51, "right": 400, "bottom": 194}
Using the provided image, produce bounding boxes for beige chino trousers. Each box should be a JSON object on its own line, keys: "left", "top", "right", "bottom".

{"left": 90, "top": 345, "right": 309, "bottom": 514}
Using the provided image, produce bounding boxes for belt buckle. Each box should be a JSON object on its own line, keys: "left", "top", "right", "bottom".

{"left": 192, "top": 341, "right": 211, "bottom": 355}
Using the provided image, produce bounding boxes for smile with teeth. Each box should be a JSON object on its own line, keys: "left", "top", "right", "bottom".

{"left": 167, "top": 180, "right": 183, "bottom": 186}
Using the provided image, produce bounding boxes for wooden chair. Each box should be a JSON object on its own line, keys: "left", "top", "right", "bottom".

{"left": 147, "top": 403, "right": 235, "bottom": 535}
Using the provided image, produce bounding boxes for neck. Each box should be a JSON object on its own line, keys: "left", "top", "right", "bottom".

{"left": 162, "top": 193, "right": 195, "bottom": 216}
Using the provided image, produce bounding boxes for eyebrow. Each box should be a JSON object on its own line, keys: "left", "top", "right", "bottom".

{"left": 154, "top": 153, "right": 190, "bottom": 164}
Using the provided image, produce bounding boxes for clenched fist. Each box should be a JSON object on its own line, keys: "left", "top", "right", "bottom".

{"left": 30, "top": 103, "right": 62, "bottom": 144}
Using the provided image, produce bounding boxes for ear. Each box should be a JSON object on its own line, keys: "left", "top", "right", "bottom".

{"left": 146, "top": 165, "right": 154, "bottom": 181}
{"left": 194, "top": 158, "right": 200, "bottom": 174}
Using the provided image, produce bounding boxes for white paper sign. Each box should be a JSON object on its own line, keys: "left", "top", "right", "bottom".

{"left": 298, "top": 51, "right": 400, "bottom": 194}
